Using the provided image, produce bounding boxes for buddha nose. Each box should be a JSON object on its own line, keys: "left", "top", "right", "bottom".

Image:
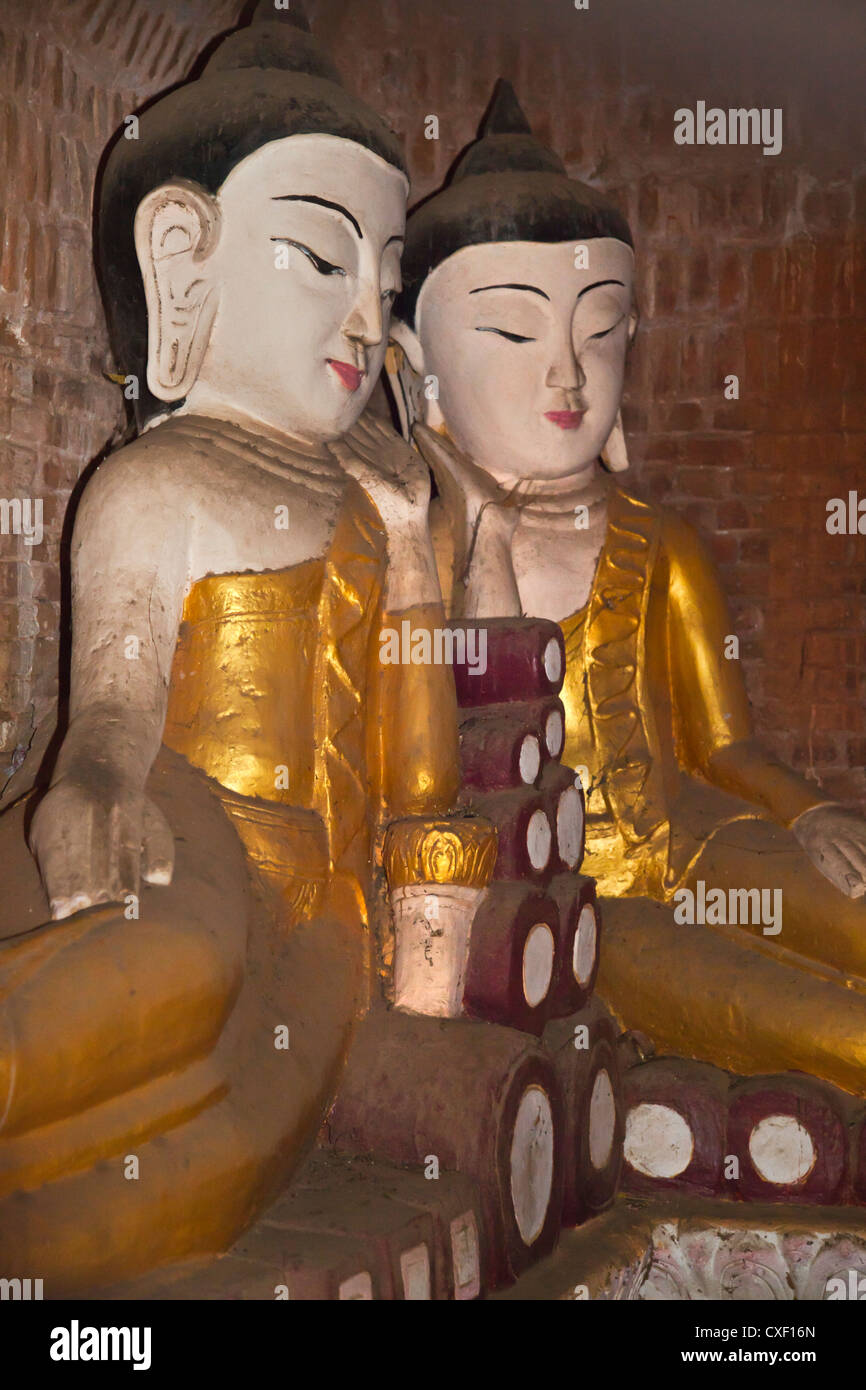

{"left": 341, "top": 278, "right": 384, "bottom": 355}
{"left": 545, "top": 347, "right": 586, "bottom": 397}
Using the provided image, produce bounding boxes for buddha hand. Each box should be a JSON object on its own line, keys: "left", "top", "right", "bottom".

{"left": 791, "top": 802, "right": 866, "bottom": 900}
{"left": 413, "top": 423, "right": 524, "bottom": 554}
{"left": 330, "top": 414, "right": 430, "bottom": 536}
{"left": 29, "top": 772, "right": 175, "bottom": 921}
{"left": 413, "top": 423, "right": 524, "bottom": 619}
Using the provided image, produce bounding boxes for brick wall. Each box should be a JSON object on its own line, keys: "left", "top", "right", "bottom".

{"left": 0, "top": 0, "right": 245, "bottom": 777}
{"left": 1, "top": 0, "right": 864, "bottom": 803}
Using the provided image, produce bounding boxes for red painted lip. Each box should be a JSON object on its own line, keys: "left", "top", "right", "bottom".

{"left": 327, "top": 359, "right": 365, "bottom": 392}
{"left": 544, "top": 410, "right": 585, "bottom": 430}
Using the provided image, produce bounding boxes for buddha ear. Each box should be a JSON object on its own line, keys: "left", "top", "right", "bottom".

{"left": 601, "top": 303, "right": 638, "bottom": 473}
{"left": 600, "top": 408, "right": 629, "bottom": 472}
{"left": 387, "top": 316, "right": 441, "bottom": 438}
{"left": 389, "top": 316, "right": 424, "bottom": 375}
{"left": 134, "top": 180, "right": 221, "bottom": 402}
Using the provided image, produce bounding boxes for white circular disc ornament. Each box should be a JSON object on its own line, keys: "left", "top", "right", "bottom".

{"left": 519, "top": 733, "right": 541, "bottom": 785}
{"left": 748, "top": 1114, "right": 816, "bottom": 1185}
{"left": 527, "top": 809, "right": 552, "bottom": 871}
{"left": 545, "top": 708, "right": 564, "bottom": 757}
{"left": 573, "top": 903, "right": 597, "bottom": 986}
{"left": 543, "top": 638, "right": 562, "bottom": 685}
{"left": 509, "top": 1084, "right": 555, "bottom": 1246}
{"left": 522, "top": 922, "right": 555, "bottom": 1007}
{"left": 556, "top": 786, "right": 583, "bottom": 868}
{"left": 588, "top": 1068, "right": 617, "bottom": 1170}
{"left": 624, "top": 1103, "right": 694, "bottom": 1178}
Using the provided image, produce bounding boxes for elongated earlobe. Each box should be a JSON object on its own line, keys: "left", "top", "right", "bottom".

{"left": 134, "top": 179, "right": 221, "bottom": 402}
{"left": 389, "top": 317, "right": 424, "bottom": 375}
{"left": 387, "top": 318, "right": 444, "bottom": 437}
{"left": 600, "top": 408, "right": 630, "bottom": 472}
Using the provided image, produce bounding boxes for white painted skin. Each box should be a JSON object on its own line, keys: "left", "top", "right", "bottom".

{"left": 29, "top": 134, "right": 447, "bottom": 920}
{"left": 509, "top": 1083, "right": 555, "bottom": 1245}
{"left": 748, "top": 1114, "right": 817, "bottom": 1185}
{"left": 144, "top": 134, "right": 405, "bottom": 443}
{"left": 410, "top": 239, "right": 635, "bottom": 486}
{"left": 588, "top": 1068, "right": 617, "bottom": 1171}
{"left": 394, "top": 239, "right": 636, "bottom": 623}
{"left": 624, "top": 1103, "right": 695, "bottom": 1179}
{"left": 522, "top": 921, "right": 555, "bottom": 1007}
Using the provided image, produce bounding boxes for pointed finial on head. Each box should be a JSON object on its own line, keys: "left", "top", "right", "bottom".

{"left": 480, "top": 79, "right": 533, "bottom": 138}
{"left": 252, "top": 0, "right": 311, "bottom": 29}
{"left": 452, "top": 78, "right": 565, "bottom": 183}
{"left": 206, "top": 0, "right": 339, "bottom": 81}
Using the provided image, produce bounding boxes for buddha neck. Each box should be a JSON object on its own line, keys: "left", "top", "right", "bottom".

{"left": 516, "top": 461, "right": 611, "bottom": 524}
{"left": 149, "top": 403, "right": 349, "bottom": 496}
{"left": 429, "top": 421, "right": 613, "bottom": 522}
{"left": 174, "top": 390, "right": 335, "bottom": 464}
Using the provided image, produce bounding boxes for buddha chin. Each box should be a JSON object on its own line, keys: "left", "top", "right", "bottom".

{"left": 394, "top": 80, "right": 866, "bottom": 1099}
{"left": 0, "top": 6, "right": 463, "bottom": 1295}
{"left": 410, "top": 236, "right": 634, "bottom": 490}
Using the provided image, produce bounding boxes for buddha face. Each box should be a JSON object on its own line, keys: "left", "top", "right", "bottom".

{"left": 135, "top": 134, "right": 408, "bottom": 441}
{"left": 397, "top": 238, "right": 636, "bottom": 483}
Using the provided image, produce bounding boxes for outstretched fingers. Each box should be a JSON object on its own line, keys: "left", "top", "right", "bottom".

{"left": 140, "top": 798, "right": 175, "bottom": 886}
{"left": 837, "top": 837, "right": 866, "bottom": 898}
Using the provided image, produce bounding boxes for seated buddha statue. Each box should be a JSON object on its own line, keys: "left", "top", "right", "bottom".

{"left": 389, "top": 81, "right": 866, "bottom": 1097}
{"left": 0, "top": 7, "right": 489, "bottom": 1294}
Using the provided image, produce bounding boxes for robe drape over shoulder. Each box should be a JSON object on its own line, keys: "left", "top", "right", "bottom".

{"left": 556, "top": 487, "right": 826, "bottom": 898}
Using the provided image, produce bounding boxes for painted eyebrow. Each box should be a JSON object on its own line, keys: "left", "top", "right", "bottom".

{"left": 271, "top": 194, "right": 363, "bottom": 240}
{"left": 385, "top": 234, "right": 404, "bottom": 247}
{"left": 576, "top": 278, "right": 626, "bottom": 300}
{"left": 469, "top": 283, "right": 551, "bottom": 301}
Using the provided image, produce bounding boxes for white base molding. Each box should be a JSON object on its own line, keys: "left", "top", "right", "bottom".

{"left": 493, "top": 1196, "right": 866, "bottom": 1300}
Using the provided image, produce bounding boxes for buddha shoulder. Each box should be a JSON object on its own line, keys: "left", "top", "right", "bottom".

{"left": 657, "top": 503, "right": 720, "bottom": 588}
{"left": 74, "top": 418, "right": 345, "bottom": 572}
{"left": 606, "top": 486, "right": 721, "bottom": 601}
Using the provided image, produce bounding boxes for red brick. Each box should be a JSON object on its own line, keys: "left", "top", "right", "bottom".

{"left": 727, "top": 172, "right": 764, "bottom": 233}
{"left": 781, "top": 240, "right": 817, "bottom": 318}
{"left": 637, "top": 176, "right": 659, "bottom": 233}
{"left": 718, "top": 249, "right": 745, "bottom": 312}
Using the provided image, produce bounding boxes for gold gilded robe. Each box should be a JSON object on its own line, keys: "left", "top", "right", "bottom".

{"left": 558, "top": 487, "right": 866, "bottom": 1093}
{"left": 432, "top": 478, "right": 866, "bottom": 1094}
{"left": 558, "top": 486, "right": 827, "bottom": 899}
{"left": 0, "top": 415, "right": 463, "bottom": 1291}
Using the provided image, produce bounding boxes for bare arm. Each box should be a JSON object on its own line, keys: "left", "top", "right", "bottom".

{"left": 30, "top": 448, "right": 192, "bottom": 918}
{"left": 665, "top": 511, "right": 866, "bottom": 898}
{"left": 665, "top": 512, "right": 827, "bottom": 824}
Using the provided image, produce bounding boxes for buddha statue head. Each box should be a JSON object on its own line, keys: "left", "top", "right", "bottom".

{"left": 392, "top": 80, "right": 636, "bottom": 485}
{"left": 97, "top": 1, "right": 408, "bottom": 442}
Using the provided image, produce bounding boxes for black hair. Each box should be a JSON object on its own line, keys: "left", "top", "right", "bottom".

{"left": 396, "top": 80, "right": 632, "bottom": 328}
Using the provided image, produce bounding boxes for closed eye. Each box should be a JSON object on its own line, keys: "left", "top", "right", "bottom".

{"left": 270, "top": 238, "right": 346, "bottom": 276}
{"left": 475, "top": 327, "right": 536, "bottom": 343}
{"left": 588, "top": 315, "right": 625, "bottom": 341}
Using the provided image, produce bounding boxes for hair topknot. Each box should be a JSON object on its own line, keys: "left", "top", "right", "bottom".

{"left": 397, "top": 80, "right": 632, "bottom": 327}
